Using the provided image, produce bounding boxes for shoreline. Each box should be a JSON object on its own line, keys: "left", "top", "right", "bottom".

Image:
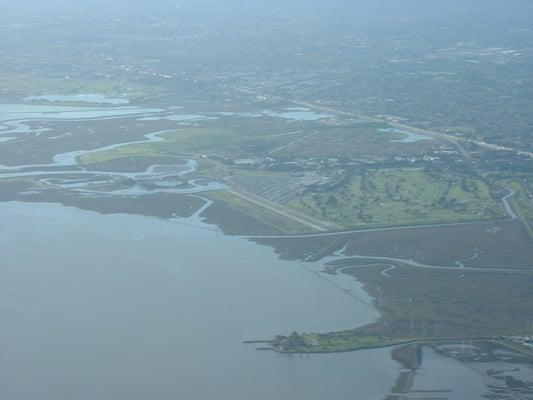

{"left": 255, "top": 335, "right": 533, "bottom": 357}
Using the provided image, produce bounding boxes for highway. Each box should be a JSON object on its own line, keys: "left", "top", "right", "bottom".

{"left": 234, "top": 86, "right": 533, "bottom": 159}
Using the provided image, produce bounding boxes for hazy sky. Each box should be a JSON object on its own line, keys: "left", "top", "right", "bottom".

{"left": 3, "top": 0, "right": 533, "bottom": 44}
{"left": 6, "top": 0, "right": 533, "bottom": 17}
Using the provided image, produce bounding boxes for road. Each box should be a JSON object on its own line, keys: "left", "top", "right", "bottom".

{"left": 227, "top": 189, "right": 334, "bottom": 232}
{"left": 247, "top": 219, "right": 492, "bottom": 239}
{"left": 501, "top": 188, "right": 518, "bottom": 219}
{"left": 268, "top": 132, "right": 317, "bottom": 155}
{"left": 499, "top": 339, "right": 533, "bottom": 358}
{"left": 289, "top": 99, "right": 533, "bottom": 159}
{"left": 502, "top": 186, "right": 533, "bottom": 240}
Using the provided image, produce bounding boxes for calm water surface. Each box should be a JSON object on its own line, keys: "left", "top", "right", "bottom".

{"left": 0, "top": 201, "right": 399, "bottom": 400}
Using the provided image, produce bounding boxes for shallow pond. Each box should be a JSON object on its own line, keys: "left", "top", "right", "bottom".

{"left": 379, "top": 127, "right": 433, "bottom": 143}
{"left": 24, "top": 94, "right": 130, "bottom": 105}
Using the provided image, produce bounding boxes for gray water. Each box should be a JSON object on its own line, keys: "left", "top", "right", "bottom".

{"left": 411, "top": 347, "right": 487, "bottom": 399}
{"left": 262, "top": 107, "right": 334, "bottom": 121}
{"left": 0, "top": 103, "right": 161, "bottom": 126}
{"left": 379, "top": 127, "right": 433, "bottom": 143}
{"left": 0, "top": 201, "right": 400, "bottom": 400}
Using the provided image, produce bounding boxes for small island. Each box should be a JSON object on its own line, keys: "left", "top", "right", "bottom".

{"left": 265, "top": 330, "right": 533, "bottom": 358}
{"left": 270, "top": 331, "right": 407, "bottom": 354}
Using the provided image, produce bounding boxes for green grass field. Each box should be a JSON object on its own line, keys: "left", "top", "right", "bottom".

{"left": 78, "top": 128, "right": 238, "bottom": 165}
{"left": 291, "top": 168, "right": 504, "bottom": 227}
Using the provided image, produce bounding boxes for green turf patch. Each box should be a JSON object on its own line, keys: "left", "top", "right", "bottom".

{"left": 78, "top": 128, "right": 238, "bottom": 164}
{"left": 290, "top": 167, "right": 504, "bottom": 227}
